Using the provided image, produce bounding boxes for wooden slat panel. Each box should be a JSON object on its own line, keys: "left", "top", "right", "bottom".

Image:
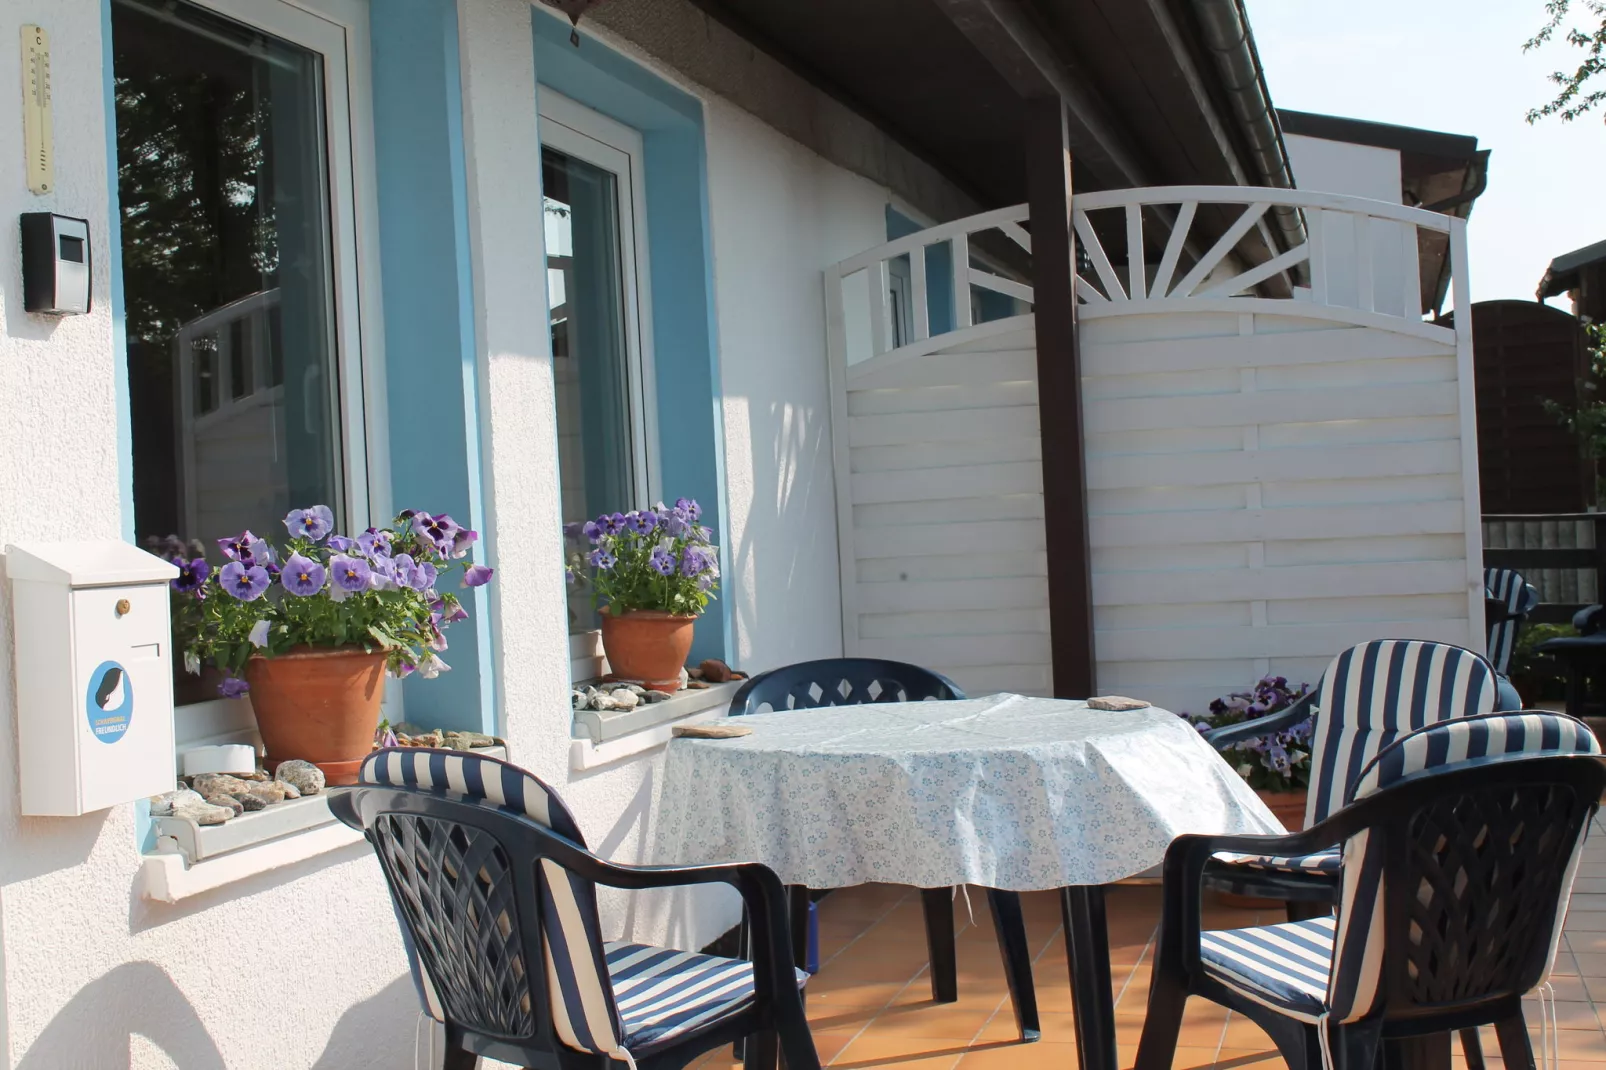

{"left": 1083, "top": 382, "right": 1457, "bottom": 435}
{"left": 1088, "top": 440, "right": 1460, "bottom": 490}
{"left": 858, "top": 608, "right": 1051, "bottom": 640}
{"left": 1094, "top": 618, "right": 1472, "bottom": 662}
{"left": 851, "top": 437, "right": 1041, "bottom": 474}
{"left": 855, "top": 632, "right": 1053, "bottom": 666}
{"left": 847, "top": 381, "right": 1038, "bottom": 417}
{"left": 848, "top": 406, "right": 1039, "bottom": 447}
{"left": 1093, "top": 560, "right": 1468, "bottom": 606}
{"left": 855, "top": 519, "right": 1045, "bottom": 559}
{"left": 1089, "top": 501, "right": 1465, "bottom": 546}
{"left": 852, "top": 461, "right": 1044, "bottom": 504}
{"left": 856, "top": 495, "right": 1045, "bottom": 528}
{"left": 848, "top": 348, "right": 1038, "bottom": 391}
{"left": 856, "top": 551, "right": 1048, "bottom": 584}
{"left": 1081, "top": 328, "right": 1451, "bottom": 377}
{"left": 858, "top": 576, "right": 1050, "bottom": 614}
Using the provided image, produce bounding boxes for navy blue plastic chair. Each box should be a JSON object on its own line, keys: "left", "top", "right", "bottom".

{"left": 1485, "top": 567, "right": 1539, "bottom": 677}
{"left": 1138, "top": 711, "right": 1602, "bottom": 1070}
{"left": 332, "top": 749, "right": 817, "bottom": 1070}
{"left": 728, "top": 658, "right": 1040, "bottom": 1042}
{"left": 1202, "top": 639, "right": 1503, "bottom": 919}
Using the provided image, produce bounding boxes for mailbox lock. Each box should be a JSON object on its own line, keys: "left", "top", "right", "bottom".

{"left": 115, "top": 599, "right": 131, "bottom": 617}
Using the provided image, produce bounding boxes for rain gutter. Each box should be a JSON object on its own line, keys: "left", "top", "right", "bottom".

{"left": 1187, "top": 0, "right": 1308, "bottom": 273}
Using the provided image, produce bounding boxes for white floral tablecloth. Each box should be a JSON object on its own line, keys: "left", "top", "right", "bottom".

{"left": 652, "top": 693, "right": 1283, "bottom": 890}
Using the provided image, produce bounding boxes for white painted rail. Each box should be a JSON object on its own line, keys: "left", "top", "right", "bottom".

{"left": 827, "top": 186, "right": 1469, "bottom": 370}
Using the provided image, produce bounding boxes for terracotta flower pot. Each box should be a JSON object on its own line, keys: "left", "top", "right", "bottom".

{"left": 245, "top": 647, "right": 387, "bottom": 786}
{"left": 1218, "top": 788, "right": 1309, "bottom": 910}
{"left": 600, "top": 610, "right": 696, "bottom": 691}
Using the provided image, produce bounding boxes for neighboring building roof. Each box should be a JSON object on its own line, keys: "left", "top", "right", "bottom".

{"left": 1278, "top": 108, "right": 1488, "bottom": 315}
{"left": 1278, "top": 109, "right": 1489, "bottom": 215}
{"left": 1538, "top": 238, "right": 1606, "bottom": 300}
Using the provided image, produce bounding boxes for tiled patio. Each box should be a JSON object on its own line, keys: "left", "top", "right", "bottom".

{"left": 694, "top": 815, "right": 1606, "bottom": 1070}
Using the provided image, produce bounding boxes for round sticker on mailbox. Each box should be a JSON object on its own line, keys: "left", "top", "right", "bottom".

{"left": 85, "top": 661, "right": 133, "bottom": 744}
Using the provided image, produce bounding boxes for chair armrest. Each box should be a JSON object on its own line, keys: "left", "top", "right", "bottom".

{"left": 1160, "top": 819, "right": 1352, "bottom": 973}
{"left": 1202, "top": 690, "right": 1317, "bottom": 750}
{"left": 538, "top": 834, "right": 799, "bottom": 1005}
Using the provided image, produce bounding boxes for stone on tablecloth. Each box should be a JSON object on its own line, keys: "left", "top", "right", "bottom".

{"left": 1086, "top": 695, "right": 1151, "bottom": 711}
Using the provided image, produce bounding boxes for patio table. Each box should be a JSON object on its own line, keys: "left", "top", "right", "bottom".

{"left": 654, "top": 692, "right": 1283, "bottom": 1070}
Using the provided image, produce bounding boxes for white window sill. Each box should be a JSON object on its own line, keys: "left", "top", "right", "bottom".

{"left": 570, "top": 680, "right": 741, "bottom": 771}
{"left": 139, "top": 746, "right": 507, "bottom": 902}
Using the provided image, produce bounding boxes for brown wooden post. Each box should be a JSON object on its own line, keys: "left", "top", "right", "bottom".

{"left": 1024, "top": 96, "right": 1097, "bottom": 699}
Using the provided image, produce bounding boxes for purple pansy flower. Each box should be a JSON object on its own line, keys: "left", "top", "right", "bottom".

{"left": 675, "top": 497, "right": 702, "bottom": 522}
{"left": 357, "top": 528, "right": 392, "bottom": 559}
{"left": 217, "top": 530, "right": 256, "bottom": 561}
{"left": 283, "top": 505, "right": 335, "bottom": 541}
{"left": 461, "top": 564, "right": 494, "bottom": 588}
{"left": 451, "top": 528, "right": 479, "bottom": 559}
{"left": 599, "top": 512, "right": 628, "bottom": 536}
{"left": 582, "top": 521, "right": 603, "bottom": 543}
{"left": 627, "top": 511, "right": 659, "bottom": 536}
{"left": 679, "top": 547, "right": 707, "bottom": 577}
{"left": 330, "top": 554, "right": 372, "bottom": 592}
{"left": 220, "top": 561, "right": 270, "bottom": 601}
{"left": 431, "top": 597, "right": 470, "bottom": 625}
{"left": 587, "top": 549, "right": 616, "bottom": 570}
{"left": 411, "top": 512, "right": 461, "bottom": 554}
{"left": 648, "top": 547, "right": 675, "bottom": 576}
{"left": 218, "top": 675, "right": 250, "bottom": 698}
{"left": 171, "top": 557, "right": 210, "bottom": 594}
{"left": 327, "top": 534, "right": 356, "bottom": 553}
{"left": 280, "top": 551, "right": 327, "bottom": 596}
{"left": 244, "top": 538, "right": 275, "bottom": 567}
{"left": 392, "top": 554, "right": 438, "bottom": 591}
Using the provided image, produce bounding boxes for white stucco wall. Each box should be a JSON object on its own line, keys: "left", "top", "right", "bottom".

{"left": 1285, "top": 132, "right": 1402, "bottom": 203}
{"left": 0, "top": 4, "right": 417, "bottom": 1068}
{"left": 0, "top": 0, "right": 888, "bottom": 1065}
{"left": 705, "top": 98, "right": 888, "bottom": 674}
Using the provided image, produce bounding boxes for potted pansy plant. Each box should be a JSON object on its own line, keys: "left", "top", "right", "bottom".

{"left": 1178, "top": 675, "right": 1315, "bottom": 828}
{"left": 567, "top": 498, "right": 719, "bottom": 690}
{"left": 168, "top": 505, "right": 493, "bottom": 784}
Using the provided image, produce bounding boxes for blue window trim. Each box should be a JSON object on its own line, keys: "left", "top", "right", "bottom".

{"left": 370, "top": 0, "right": 495, "bottom": 733}
{"left": 533, "top": 12, "right": 730, "bottom": 667}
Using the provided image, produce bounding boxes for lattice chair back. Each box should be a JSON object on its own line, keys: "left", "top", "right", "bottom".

{"left": 1303, "top": 640, "right": 1499, "bottom": 830}
{"left": 1484, "top": 567, "right": 1539, "bottom": 675}
{"left": 728, "top": 657, "right": 964, "bottom": 715}
{"left": 354, "top": 748, "right": 628, "bottom": 1062}
{"left": 1327, "top": 712, "right": 1602, "bottom": 1024}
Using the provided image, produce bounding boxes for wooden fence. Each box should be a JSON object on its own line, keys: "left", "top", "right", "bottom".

{"left": 1482, "top": 513, "right": 1606, "bottom": 622}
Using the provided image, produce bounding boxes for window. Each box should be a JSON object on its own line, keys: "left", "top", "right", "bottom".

{"left": 111, "top": 0, "right": 368, "bottom": 665}
{"left": 541, "top": 93, "right": 655, "bottom": 637}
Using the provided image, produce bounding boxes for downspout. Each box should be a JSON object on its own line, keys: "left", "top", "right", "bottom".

{"left": 1188, "top": 0, "right": 1308, "bottom": 279}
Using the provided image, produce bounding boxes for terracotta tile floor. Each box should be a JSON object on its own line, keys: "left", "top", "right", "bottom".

{"left": 694, "top": 815, "right": 1606, "bottom": 1070}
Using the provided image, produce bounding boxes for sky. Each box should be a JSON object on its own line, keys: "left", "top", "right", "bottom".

{"left": 1242, "top": 0, "right": 1606, "bottom": 307}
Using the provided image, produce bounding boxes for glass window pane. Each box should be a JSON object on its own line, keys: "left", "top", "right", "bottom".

{"left": 544, "top": 146, "right": 638, "bottom": 635}
{"left": 112, "top": 0, "right": 343, "bottom": 564}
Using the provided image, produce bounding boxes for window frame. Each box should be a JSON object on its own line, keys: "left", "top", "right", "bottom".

{"left": 111, "top": 0, "right": 389, "bottom": 733}
{"left": 538, "top": 88, "right": 661, "bottom": 516}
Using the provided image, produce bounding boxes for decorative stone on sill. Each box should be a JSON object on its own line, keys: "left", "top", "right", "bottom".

{"left": 572, "top": 682, "right": 675, "bottom": 712}
{"left": 150, "top": 763, "right": 321, "bottom": 826}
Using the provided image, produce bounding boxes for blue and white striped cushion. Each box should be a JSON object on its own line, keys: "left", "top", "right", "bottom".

{"left": 1485, "top": 568, "right": 1533, "bottom": 675}
{"left": 607, "top": 942, "right": 809, "bottom": 1050}
{"left": 1199, "top": 916, "right": 1335, "bottom": 1021}
{"left": 359, "top": 749, "right": 625, "bottom": 1059}
{"left": 1304, "top": 640, "right": 1497, "bottom": 829}
{"left": 1329, "top": 712, "right": 1601, "bottom": 1025}
{"left": 1215, "top": 640, "right": 1497, "bottom": 880}
{"left": 1214, "top": 847, "right": 1341, "bottom": 876}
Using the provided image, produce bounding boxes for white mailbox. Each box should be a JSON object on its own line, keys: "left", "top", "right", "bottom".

{"left": 6, "top": 541, "right": 180, "bottom": 816}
